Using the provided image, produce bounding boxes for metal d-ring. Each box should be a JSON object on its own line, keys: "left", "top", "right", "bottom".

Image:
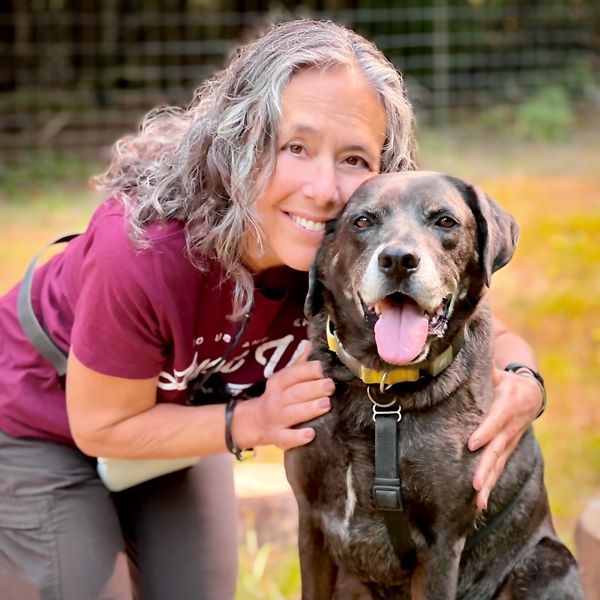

{"left": 367, "top": 385, "right": 397, "bottom": 407}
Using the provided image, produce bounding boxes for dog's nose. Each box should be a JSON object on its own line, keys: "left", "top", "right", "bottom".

{"left": 378, "top": 246, "right": 420, "bottom": 276}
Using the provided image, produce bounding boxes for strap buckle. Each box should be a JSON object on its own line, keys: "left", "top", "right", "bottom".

{"left": 372, "top": 404, "right": 402, "bottom": 422}
{"left": 373, "top": 477, "right": 404, "bottom": 511}
{"left": 368, "top": 385, "right": 402, "bottom": 422}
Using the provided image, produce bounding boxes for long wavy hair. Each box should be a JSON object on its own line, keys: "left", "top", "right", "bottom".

{"left": 93, "top": 19, "right": 416, "bottom": 319}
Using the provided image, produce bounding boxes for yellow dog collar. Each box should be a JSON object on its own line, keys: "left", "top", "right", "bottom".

{"left": 326, "top": 316, "right": 463, "bottom": 386}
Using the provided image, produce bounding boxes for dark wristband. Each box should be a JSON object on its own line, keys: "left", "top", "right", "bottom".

{"left": 504, "top": 363, "right": 546, "bottom": 419}
{"left": 224, "top": 397, "right": 254, "bottom": 462}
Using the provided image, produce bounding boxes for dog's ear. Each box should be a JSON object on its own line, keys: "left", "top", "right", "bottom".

{"left": 304, "top": 258, "right": 324, "bottom": 318}
{"left": 304, "top": 218, "right": 338, "bottom": 318}
{"left": 465, "top": 185, "right": 519, "bottom": 287}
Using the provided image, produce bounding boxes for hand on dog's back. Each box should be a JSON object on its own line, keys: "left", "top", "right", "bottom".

{"left": 240, "top": 343, "right": 334, "bottom": 450}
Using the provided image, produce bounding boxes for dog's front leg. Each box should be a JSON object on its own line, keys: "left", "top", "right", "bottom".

{"left": 411, "top": 536, "right": 465, "bottom": 600}
{"left": 297, "top": 513, "right": 337, "bottom": 600}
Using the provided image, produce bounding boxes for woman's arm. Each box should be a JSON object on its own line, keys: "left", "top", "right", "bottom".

{"left": 468, "top": 316, "right": 544, "bottom": 509}
{"left": 66, "top": 345, "right": 332, "bottom": 459}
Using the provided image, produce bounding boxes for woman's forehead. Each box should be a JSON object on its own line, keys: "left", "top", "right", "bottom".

{"left": 277, "top": 66, "right": 386, "bottom": 149}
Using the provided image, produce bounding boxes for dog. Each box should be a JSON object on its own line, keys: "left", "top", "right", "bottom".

{"left": 284, "top": 172, "right": 583, "bottom": 599}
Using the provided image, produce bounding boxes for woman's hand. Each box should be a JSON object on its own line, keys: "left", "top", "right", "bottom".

{"left": 468, "top": 366, "right": 543, "bottom": 510}
{"left": 68, "top": 343, "right": 332, "bottom": 459}
{"left": 235, "top": 344, "right": 333, "bottom": 451}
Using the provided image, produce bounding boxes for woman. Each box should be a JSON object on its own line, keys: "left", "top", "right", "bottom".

{"left": 0, "top": 19, "right": 544, "bottom": 600}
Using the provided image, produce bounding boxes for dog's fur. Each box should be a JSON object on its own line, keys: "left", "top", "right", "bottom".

{"left": 285, "top": 172, "right": 583, "bottom": 600}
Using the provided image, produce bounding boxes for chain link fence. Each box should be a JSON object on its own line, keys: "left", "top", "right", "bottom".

{"left": 1, "top": 0, "right": 597, "bottom": 161}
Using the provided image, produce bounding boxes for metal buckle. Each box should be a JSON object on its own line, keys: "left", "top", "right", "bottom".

{"left": 368, "top": 384, "right": 402, "bottom": 422}
{"left": 372, "top": 404, "right": 402, "bottom": 422}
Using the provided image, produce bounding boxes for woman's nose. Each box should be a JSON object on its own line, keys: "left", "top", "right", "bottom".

{"left": 302, "top": 159, "right": 342, "bottom": 207}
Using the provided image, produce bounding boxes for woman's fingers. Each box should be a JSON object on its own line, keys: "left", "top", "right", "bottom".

{"left": 252, "top": 357, "right": 334, "bottom": 449}
{"left": 281, "top": 396, "right": 331, "bottom": 428}
{"left": 470, "top": 368, "right": 540, "bottom": 509}
{"left": 277, "top": 376, "right": 334, "bottom": 407}
{"left": 273, "top": 426, "right": 316, "bottom": 451}
{"left": 273, "top": 358, "right": 326, "bottom": 390}
{"left": 473, "top": 430, "right": 509, "bottom": 508}
{"left": 468, "top": 393, "right": 508, "bottom": 452}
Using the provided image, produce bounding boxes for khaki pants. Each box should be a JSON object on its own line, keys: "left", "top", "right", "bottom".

{"left": 0, "top": 431, "right": 238, "bottom": 600}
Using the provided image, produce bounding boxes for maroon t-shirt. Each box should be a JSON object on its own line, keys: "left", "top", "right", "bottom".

{"left": 0, "top": 199, "right": 309, "bottom": 445}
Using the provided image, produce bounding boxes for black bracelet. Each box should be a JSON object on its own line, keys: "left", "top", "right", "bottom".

{"left": 224, "top": 397, "right": 254, "bottom": 462}
{"left": 504, "top": 363, "right": 547, "bottom": 419}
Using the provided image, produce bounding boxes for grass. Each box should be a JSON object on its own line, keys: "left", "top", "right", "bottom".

{"left": 1, "top": 114, "right": 598, "bottom": 598}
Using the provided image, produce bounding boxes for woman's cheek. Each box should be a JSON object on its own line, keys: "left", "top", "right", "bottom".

{"left": 340, "top": 172, "right": 376, "bottom": 205}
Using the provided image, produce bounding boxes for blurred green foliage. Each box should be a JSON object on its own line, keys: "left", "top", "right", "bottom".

{"left": 0, "top": 151, "right": 96, "bottom": 203}
{"left": 515, "top": 86, "right": 576, "bottom": 142}
{"left": 479, "top": 85, "right": 577, "bottom": 142}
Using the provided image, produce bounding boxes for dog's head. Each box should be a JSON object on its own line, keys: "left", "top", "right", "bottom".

{"left": 306, "top": 171, "right": 518, "bottom": 369}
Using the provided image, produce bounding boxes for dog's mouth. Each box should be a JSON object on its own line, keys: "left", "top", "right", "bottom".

{"left": 362, "top": 293, "right": 452, "bottom": 366}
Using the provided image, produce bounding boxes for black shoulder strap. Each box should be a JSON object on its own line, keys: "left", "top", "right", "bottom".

{"left": 17, "top": 233, "right": 80, "bottom": 376}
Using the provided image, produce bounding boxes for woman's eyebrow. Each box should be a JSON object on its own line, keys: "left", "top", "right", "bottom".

{"left": 283, "top": 123, "right": 377, "bottom": 154}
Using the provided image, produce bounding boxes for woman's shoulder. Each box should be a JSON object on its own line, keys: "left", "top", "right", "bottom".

{"left": 82, "top": 199, "right": 200, "bottom": 274}
{"left": 70, "top": 199, "right": 225, "bottom": 308}
{"left": 88, "top": 198, "right": 185, "bottom": 248}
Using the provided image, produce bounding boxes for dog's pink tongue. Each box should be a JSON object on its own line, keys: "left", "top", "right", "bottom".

{"left": 374, "top": 297, "right": 428, "bottom": 365}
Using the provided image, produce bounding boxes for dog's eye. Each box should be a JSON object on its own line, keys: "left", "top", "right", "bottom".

{"left": 435, "top": 216, "right": 458, "bottom": 229}
{"left": 353, "top": 215, "right": 373, "bottom": 229}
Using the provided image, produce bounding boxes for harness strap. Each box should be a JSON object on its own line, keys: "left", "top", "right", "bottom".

{"left": 17, "top": 233, "right": 80, "bottom": 376}
{"left": 372, "top": 404, "right": 416, "bottom": 569}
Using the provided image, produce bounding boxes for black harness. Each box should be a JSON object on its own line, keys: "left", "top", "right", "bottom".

{"left": 370, "top": 391, "right": 416, "bottom": 568}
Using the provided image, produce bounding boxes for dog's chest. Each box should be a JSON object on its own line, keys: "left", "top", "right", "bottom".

{"left": 296, "top": 402, "right": 480, "bottom": 581}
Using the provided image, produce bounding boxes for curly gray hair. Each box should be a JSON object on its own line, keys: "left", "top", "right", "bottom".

{"left": 93, "top": 19, "right": 416, "bottom": 319}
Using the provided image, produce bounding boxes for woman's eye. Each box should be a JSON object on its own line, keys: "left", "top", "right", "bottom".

{"left": 289, "top": 143, "right": 303, "bottom": 155}
{"left": 345, "top": 156, "right": 367, "bottom": 167}
{"left": 435, "top": 216, "right": 458, "bottom": 229}
{"left": 354, "top": 215, "right": 373, "bottom": 229}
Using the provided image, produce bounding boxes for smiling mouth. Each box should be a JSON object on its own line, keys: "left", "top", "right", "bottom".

{"left": 362, "top": 292, "right": 452, "bottom": 365}
{"left": 288, "top": 213, "right": 327, "bottom": 232}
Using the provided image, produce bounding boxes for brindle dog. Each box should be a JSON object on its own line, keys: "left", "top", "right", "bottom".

{"left": 285, "top": 172, "right": 583, "bottom": 600}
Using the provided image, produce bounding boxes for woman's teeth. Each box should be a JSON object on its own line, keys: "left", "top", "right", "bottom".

{"left": 290, "top": 214, "right": 326, "bottom": 232}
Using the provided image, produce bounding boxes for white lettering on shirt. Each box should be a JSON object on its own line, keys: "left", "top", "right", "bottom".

{"left": 157, "top": 334, "right": 307, "bottom": 392}
{"left": 254, "top": 335, "right": 294, "bottom": 378}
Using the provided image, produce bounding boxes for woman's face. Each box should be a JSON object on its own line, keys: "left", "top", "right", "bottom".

{"left": 244, "top": 65, "right": 387, "bottom": 273}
